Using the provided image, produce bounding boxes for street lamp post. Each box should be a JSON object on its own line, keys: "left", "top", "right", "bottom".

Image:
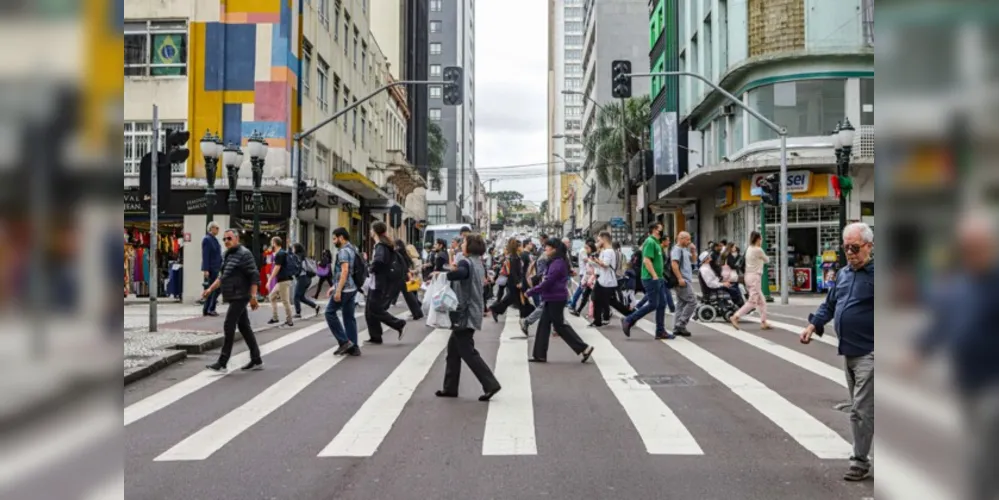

{"left": 833, "top": 118, "right": 856, "bottom": 269}
{"left": 247, "top": 130, "right": 268, "bottom": 266}
{"left": 200, "top": 131, "right": 223, "bottom": 224}
{"left": 223, "top": 142, "right": 244, "bottom": 223}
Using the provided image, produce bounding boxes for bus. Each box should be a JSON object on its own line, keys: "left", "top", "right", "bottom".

{"left": 423, "top": 223, "right": 473, "bottom": 248}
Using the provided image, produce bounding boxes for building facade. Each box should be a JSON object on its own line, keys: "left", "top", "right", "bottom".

{"left": 647, "top": 0, "right": 875, "bottom": 293}
{"left": 548, "top": 0, "right": 588, "bottom": 225}
{"left": 578, "top": 0, "right": 651, "bottom": 235}
{"left": 425, "top": 0, "right": 476, "bottom": 225}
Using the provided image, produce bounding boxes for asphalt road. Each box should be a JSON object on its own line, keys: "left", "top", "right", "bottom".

{"left": 122, "top": 298, "right": 926, "bottom": 500}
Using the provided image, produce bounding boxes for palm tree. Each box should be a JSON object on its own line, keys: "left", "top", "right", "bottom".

{"left": 427, "top": 121, "right": 447, "bottom": 191}
{"left": 582, "top": 95, "right": 651, "bottom": 189}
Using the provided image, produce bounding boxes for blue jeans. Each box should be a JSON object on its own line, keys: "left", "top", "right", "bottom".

{"left": 294, "top": 275, "right": 318, "bottom": 314}
{"left": 203, "top": 270, "right": 220, "bottom": 314}
{"left": 325, "top": 291, "right": 358, "bottom": 346}
{"left": 569, "top": 285, "right": 584, "bottom": 309}
{"left": 635, "top": 279, "right": 675, "bottom": 313}
{"left": 626, "top": 279, "right": 667, "bottom": 335}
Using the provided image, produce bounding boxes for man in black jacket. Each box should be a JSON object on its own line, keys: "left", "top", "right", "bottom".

{"left": 202, "top": 230, "right": 264, "bottom": 372}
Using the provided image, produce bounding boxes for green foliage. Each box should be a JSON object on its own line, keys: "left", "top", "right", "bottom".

{"left": 427, "top": 122, "right": 447, "bottom": 191}
{"left": 582, "top": 96, "right": 651, "bottom": 189}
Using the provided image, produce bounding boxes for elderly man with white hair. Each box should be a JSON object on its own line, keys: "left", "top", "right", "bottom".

{"left": 201, "top": 221, "right": 223, "bottom": 316}
{"left": 800, "top": 221, "right": 874, "bottom": 482}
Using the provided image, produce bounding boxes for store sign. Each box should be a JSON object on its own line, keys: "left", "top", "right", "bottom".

{"left": 240, "top": 192, "right": 282, "bottom": 216}
{"left": 750, "top": 171, "right": 812, "bottom": 195}
{"left": 715, "top": 185, "right": 735, "bottom": 209}
{"left": 124, "top": 191, "right": 147, "bottom": 214}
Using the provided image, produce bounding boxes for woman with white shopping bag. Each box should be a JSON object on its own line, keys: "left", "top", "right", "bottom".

{"left": 433, "top": 234, "right": 502, "bottom": 401}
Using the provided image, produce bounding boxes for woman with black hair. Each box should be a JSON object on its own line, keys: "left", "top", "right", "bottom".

{"left": 365, "top": 222, "right": 407, "bottom": 343}
{"left": 291, "top": 243, "right": 320, "bottom": 318}
{"left": 392, "top": 239, "right": 424, "bottom": 320}
{"left": 526, "top": 239, "right": 594, "bottom": 363}
{"left": 488, "top": 238, "right": 525, "bottom": 321}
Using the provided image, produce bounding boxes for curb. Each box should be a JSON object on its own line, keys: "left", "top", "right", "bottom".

{"left": 124, "top": 350, "right": 188, "bottom": 385}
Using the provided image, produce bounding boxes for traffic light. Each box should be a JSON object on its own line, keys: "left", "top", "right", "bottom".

{"left": 611, "top": 60, "right": 632, "bottom": 99}
{"left": 297, "top": 180, "right": 318, "bottom": 211}
{"left": 165, "top": 129, "right": 191, "bottom": 165}
{"left": 442, "top": 66, "right": 464, "bottom": 106}
{"left": 760, "top": 173, "right": 781, "bottom": 206}
{"left": 139, "top": 129, "right": 190, "bottom": 210}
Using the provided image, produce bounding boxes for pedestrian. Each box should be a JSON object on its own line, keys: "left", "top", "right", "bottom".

{"left": 201, "top": 222, "right": 223, "bottom": 317}
{"left": 518, "top": 239, "right": 552, "bottom": 335}
{"left": 667, "top": 231, "right": 697, "bottom": 338}
{"left": 266, "top": 237, "right": 295, "bottom": 327}
{"left": 590, "top": 231, "right": 632, "bottom": 327}
{"left": 730, "top": 231, "right": 771, "bottom": 330}
{"left": 489, "top": 238, "right": 526, "bottom": 322}
{"left": 621, "top": 223, "right": 672, "bottom": 339}
{"left": 291, "top": 243, "right": 321, "bottom": 319}
{"left": 698, "top": 251, "right": 745, "bottom": 307}
{"left": 313, "top": 248, "right": 335, "bottom": 300}
{"left": 326, "top": 227, "right": 361, "bottom": 356}
{"left": 526, "top": 239, "right": 594, "bottom": 363}
{"left": 800, "top": 222, "right": 874, "bottom": 482}
{"left": 434, "top": 233, "right": 502, "bottom": 401}
{"left": 568, "top": 238, "right": 594, "bottom": 309}
{"left": 391, "top": 239, "right": 424, "bottom": 320}
{"left": 201, "top": 230, "right": 263, "bottom": 372}
{"left": 905, "top": 212, "right": 999, "bottom": 499}
{"left": 570, "top": 241, "right": 598, "bottom": 318}
{"left": 365, "top": 221, "right": 407, "bottom": 343}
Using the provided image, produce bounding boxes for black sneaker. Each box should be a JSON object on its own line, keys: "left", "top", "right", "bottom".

{"left": 294, "top": 313, "right": 303, "bottom": 319}
{"left": 519, "top": 319, "right": 529, "bottom": 336}
{"left": 675, "top": 327, "right": 692, "bottom": 337}
{"left": 843, "top": 461, "right": 871, "bottom": 481}
{"left": 569, "top": 309, "right": 581, "bottom": 317}
{"left": 334, "top": 341, "right": 355, "bottom": 356}
{"left": 395, "top": 325, "right": 405, "bottom": 341}
{"left": 367, "top": 338, "right": 384, "bottom": 345}
{"left": 267, "top": 318, "right": 280, "bottom": 325}
{"left": 655, "top": 332, "right": 676, "bottom": 340}
{"left": 621, "top": 318, "right": 632, "bottom": 338}
{"left": 205, "top": 362, "right": 227, "bottom": 373}
{"left": 314, "top": 305, "right": 322, "bottom": 316}
{"left": 347, "top": 346, "right": 362, "bottom": 356}
{"left": 240, "top": 360, "right": 264, "bottom": 371}
{"left": 581, "top": 346, "right": 595, "bottom": 363}
{"left": 284, "top": 320, "right": 294, "bottom": 327}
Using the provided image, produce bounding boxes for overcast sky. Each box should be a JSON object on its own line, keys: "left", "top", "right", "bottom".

{"left": 474, "top": 0, "right": 550, "bottom": 203}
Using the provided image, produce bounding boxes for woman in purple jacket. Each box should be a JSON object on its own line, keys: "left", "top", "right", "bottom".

{"left": 526, "top": 239, "right": 595, "bottom": 364}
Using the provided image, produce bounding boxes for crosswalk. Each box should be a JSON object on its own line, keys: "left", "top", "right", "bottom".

{"left": 124, "top": 304, "right": 955, "bottom": 498}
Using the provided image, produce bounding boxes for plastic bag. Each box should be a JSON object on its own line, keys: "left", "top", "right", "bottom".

{"left": 431, "top": 279, "right": 459, "bottom": 313}
{"left": 425, "top": 275, "right": 452, "bottom": 328}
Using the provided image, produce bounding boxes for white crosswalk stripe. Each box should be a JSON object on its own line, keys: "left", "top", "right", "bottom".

{"left": 482, "top": 317, "right": 537, "bottom": 456}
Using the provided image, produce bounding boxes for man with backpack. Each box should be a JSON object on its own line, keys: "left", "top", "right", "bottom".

{"left": 267, "top": 237, "right": 295, "bottom": 327}
{"left": 326, "top": 227, "right": 363, "bottom": 356}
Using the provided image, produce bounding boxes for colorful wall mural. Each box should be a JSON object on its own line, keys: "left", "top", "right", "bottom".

{"left": 186, "top": 0, "right": 301, "bottom": 177}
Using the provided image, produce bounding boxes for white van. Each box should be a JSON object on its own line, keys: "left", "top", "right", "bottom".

{"left": 423, "top": 224, "right": 473, "bottom": 247}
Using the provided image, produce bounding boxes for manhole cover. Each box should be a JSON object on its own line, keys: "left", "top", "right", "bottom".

{"left": 634, "top": 374, "right": 697, "bottom": 387}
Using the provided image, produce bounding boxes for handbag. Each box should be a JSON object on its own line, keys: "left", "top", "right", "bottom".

{"left": 406, "top": 279, "right": 421, "bottom": 293}
{"left": 316, "top": 264, "right": 330, "bottom": 277}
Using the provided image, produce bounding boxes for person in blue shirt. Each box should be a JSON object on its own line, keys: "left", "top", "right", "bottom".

{"left": 800, "top": 222, "right": 874, "bottom": 482}
{"left": 201, "top": 222, "right": 223, "bottom": 316}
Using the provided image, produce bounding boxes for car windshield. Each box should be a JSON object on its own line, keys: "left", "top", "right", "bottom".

{"left": 425, "top": 229, "right": 462, "bottom": 247}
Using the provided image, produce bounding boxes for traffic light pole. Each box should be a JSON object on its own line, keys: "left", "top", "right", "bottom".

{"left": 289, "top": 79, "right": 441, "bottom": 244}
{"left": 629, "top": 70, "right": 790, "bottom": 305}
{"left": 620, "top": 97, "right": 633, "bottom": 242}
{"left": 149, "top": 104, "right": 160, "bottom": 332}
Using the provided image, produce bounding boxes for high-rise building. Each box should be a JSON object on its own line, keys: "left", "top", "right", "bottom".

{"left": 425, "top": 0, "right": 476, "bottom": 225}
{"left": 548, "top": 0, "right": 587, "bottom": 226}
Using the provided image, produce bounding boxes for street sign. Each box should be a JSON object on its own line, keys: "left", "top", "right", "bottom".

{"left": 610, "top": 217, "right": 626, "bottom": 228}
{"left": 750, "top": 170, "right": 812, "bottom": 196}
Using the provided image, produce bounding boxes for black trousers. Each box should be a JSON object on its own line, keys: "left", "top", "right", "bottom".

{"left": 534, "top": 300, "right": 589, "bottom": 360}
{"left": 442, "top": 328, "right": 500, "bottom": 394}
{"left": 395, "top": 288, "right": 423, "bottom": 318}
{"left": 490, "top": 283, "right": 526, "bottom": 317}
{"left": 573, "top": 287, "right": 593, "bottom": 315}
{"left": 366, "top": 287, "right": 406, "bottom": 341}
{"left": 313, "top": 274, "right": 335, "bottom": 299}
{"left": 593, "top": 283, "right": 631, "bottom": 326}
{"left": 218, "top": 298, "right": 261, "bottom": 367}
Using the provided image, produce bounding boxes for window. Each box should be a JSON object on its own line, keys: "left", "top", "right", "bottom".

{"left": 333, "top": 1, "right": 341, "bottom": 40}
{"left": 316, "top": 145, "right": 330, "bottom": 180}
{"left": 430, "top": 0, "right": 442, "bottom": 12}
{"left": 429, "top": 108, "right": 441, "bottom": 121}
{"left": 429, "top": 85, "right": 442, "bottom": 98}
{"left": 125, "top": 20, "right": 188, "bottom": 76}
{"left": 430, "top": 42, "right": 441, "bottom": 55}
{"left": 124, "top": 121, "right": 187, "bottom": 175}
{"left": 565, "top": 35, "right": 582, "bottom": 46}
{"left": 361, "top": 108, "right": 367, "bottom": 147}
{"left": 353, "top": 27, "right": 359, "bottom": 68}
{"left": 564, "top": 49, "right": 582, "bottom": 61}
{"left": 860, "top": 78, "right": 874, "bottom": 126}
{"left": 565, "top": 22, "right": 582, "bottom": 33}
{"left": 430, "top": 64, "right": 441, "bottom": 77}
{"left": 319, "top": 0, "right": 329, "bottom": 28}
{"left": 301, "top": 40, "right": 313, "bottom": 96}
{"left": 564, "top": 7, "right": 582, "bottom": 19}
{"left": 428, "top": 204, "right": 446, "bottom": 224}
{"left": 343, "top": 13, "right": 350, "bottom": 56}
{"left": 565, "top": 63, "right": 582, "bottom": 75}
{"left": 747, "top": 79, "right": 846, "bottom": 142}
{"left": 317, "top": 57, "right": 329, "bottom": 111}
{"left": 430, "top": 21, "right": 441, "bottom": 33}
{"left": 361, "top": 42, "right": 367, "bottom": 80}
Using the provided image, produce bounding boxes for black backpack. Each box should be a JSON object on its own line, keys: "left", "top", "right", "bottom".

{"left": 346, "top": 244, "right": 368, "bottom": 289}
{"left": 389, "top": 248, "right": 409, "bottom": 283}
{"left": 279, "top": 250, "right": 301, "bottom": 279}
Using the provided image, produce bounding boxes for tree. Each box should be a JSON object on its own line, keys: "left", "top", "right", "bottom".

{"left": 492, "top": 191, "right": 524, "bottom": 205}
{"left": 538, "top": 200, "right": 549, "bottom": 218}
{"left": 427, "top": 122, "right": 447, "bottom": 191}
{"left": 583, "top": 96, "right": 651, "bottom": 189}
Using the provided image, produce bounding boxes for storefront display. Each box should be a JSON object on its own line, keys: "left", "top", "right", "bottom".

{"left": 124, "top": 221, "right": 184, "bottom": 299}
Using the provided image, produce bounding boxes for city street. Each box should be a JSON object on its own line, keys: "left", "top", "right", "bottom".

{"left": 122, "top": 299, "right": 914, "bottom": 500}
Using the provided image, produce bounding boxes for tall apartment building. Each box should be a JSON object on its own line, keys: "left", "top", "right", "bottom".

{"left": 577, "top": 0, "right": 650, "bottom": 235}
{"left": 647, "top": 0, "right": 874, "bottom": 293}
{"left": 548, "top": 0, "right": 586, "bottom": 227}
{"left": 425, "top": 0, "right": 476, "bottom": 225}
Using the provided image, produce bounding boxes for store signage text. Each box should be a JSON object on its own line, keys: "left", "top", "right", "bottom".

{"left": 750, "top": 170, "right": 812, "bottom": 195}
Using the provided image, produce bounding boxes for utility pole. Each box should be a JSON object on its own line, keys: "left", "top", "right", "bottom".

{"left": 620, "top": 98, "right": 632, "bottom": 242}
{"left": 148, "top": 104, "right": 159, "bottom": 332}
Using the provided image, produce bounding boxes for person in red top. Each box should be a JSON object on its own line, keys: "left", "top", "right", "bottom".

{"left": 259, "top": 247, "right": 274, "bottom": 296}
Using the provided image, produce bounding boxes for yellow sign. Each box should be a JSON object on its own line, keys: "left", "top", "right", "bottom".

{"left": 741, "top": 173, "right": 831, "bottom": 201}
{"left": 715, "top": 185, "right": 735, "bottom": 209}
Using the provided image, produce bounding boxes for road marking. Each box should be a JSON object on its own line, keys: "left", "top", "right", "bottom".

{"left": 318, "top": 329, "right": 451, "bottom": 457}
{"left": 154, "top": 331, "right": 368, "bottom": 461}
{"left": 741, "top": 317, "right": 840, "bottom": 347}
{"left": 482, "top": 317, "right": 537, "bottom": 456}
{"left": 633, "top": 318, "right": 851, "bottom": 459}
{"left": 566, "top": 314, "right": 704, "bottom": 455}
{"left": 124, "top": 314, "right": 362, "bottom": 427}
{"left": 872, "top": 440, "right": 953, "bottom": 500}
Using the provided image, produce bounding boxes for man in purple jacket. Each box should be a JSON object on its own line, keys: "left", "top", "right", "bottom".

{"left": 525, "top": 239, "right": 595, "bottom": 363}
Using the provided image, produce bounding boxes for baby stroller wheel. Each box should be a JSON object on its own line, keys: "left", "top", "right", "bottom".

{"left": 696, "top": 305, "right": 717, "bottom": 323}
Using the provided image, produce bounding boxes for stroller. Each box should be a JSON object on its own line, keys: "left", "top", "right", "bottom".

{"left": 695, "top": 272, "right": 739, "bottom": 323}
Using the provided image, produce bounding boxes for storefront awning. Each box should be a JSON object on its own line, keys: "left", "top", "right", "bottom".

{"left": 334, "top": 172, "right": 391, "bottom": 202}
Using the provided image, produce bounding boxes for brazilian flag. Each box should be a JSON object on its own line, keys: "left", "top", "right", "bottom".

{"left": 152, "top": 34, "right": 185, "bottom": 76}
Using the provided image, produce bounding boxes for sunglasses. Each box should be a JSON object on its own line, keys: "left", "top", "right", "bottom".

{"left": 224, "top": 237, "right": 234, "bottom": 242}
{"left": 843, "top": 243, "right": 864, "bottom": 254}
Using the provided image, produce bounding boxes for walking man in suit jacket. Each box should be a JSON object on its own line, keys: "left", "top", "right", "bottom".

{"left": 202, "top": 222, "right": 223, "bottom": 316}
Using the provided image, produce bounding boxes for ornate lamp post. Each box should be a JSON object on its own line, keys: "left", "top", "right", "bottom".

{"left": 246, "top": 130, "right": 268, "bottom": 265}
{"left": 832, "top": 118, "right": 856, "bottom": 268}
{"left": 199, "top": 131, "right": 223, "bottom": 224}
{"left": 223, "top": 142, "right": 244, "bottom": 223}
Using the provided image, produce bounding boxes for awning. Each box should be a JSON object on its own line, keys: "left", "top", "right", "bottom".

{"left": 334, "top": 172, "right": 391, "bottom": 202}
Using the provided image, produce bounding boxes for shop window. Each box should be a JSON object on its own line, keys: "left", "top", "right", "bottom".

{"left": 747, "top": 79, "right": 846, "bottom": 143}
